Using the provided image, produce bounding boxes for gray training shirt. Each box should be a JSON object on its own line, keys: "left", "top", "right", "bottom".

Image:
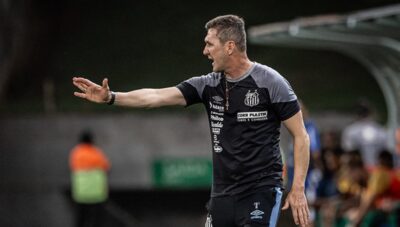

{"left": 176, "top": 62, "right": 300, "bottom": 197}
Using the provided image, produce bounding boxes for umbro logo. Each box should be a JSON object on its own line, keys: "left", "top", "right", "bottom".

{"left": 250, "top": 202, "right": 264, "bottom": 220}
{"left": 212, "top": 96, "right": 224, "bottom": 104}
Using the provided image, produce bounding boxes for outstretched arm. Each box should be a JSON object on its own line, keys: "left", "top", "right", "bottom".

{"left": 281, "top": 110, "right": 310, "bottom": 227}
{"left": 72, "top": 77, "right": 186, "bottom": 108}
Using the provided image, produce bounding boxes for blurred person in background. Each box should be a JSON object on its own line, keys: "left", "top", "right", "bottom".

{"left": 346, "top": 150, "right": 400, "bottom": 227}
{"left": 341, "top": 99, "right": 388, "bottom": 170}
{"left": 318, "top": 150, "right": 368, "bottom": 227}
{"left": 70, "top": 130, "right": 111, "bottom": 227}
{"left": 316, "top": 131, "right": 342, "bottom": 199}
{"left": 312, "top": 131, "right": 343, "bottom": 226}
{"left": 72, "top": 14, "right": 310, "bottom": 227}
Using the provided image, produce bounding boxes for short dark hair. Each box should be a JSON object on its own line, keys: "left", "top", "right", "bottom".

{"left": 79, "top": 130, "right": 93, "bottom": 144}
{"left": 355, "top": 98, "right": 372, "bottom": 119}
{"left": 378, "top": 150, "right": 394, "bottom": 169}
{"left": 205, "top": 15, "right": 247, "bottom": 52}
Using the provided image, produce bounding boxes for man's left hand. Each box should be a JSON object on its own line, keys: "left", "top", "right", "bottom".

{"left": 281, "top": 187, "right": 310, "bottom": 227}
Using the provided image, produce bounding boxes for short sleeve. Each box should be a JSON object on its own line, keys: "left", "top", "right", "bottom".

{"left": 266, "top": 70, "right": 299, "bottom": 121}
{"left": 176, "top": 73, "right": 220, "bottom": 107}
{"left": 272, "top": 100, "right": 300, "bottom": 121}
{"left": 176, "top": 81, "right": 202, "bottom": 106}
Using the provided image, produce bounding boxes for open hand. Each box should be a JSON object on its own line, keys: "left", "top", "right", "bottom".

{"left": 73, "top": 77, "right": 110, "bottom": 103}
{"left": 281, "top": 188, "right": 310, "bottom": 227}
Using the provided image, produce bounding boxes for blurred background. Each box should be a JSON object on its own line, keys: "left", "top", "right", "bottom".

{"left": 1, "top": 0, "right": 400, "bottom": 226}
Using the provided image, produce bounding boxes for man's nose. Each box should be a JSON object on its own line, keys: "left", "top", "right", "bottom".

{"left": 203, "top": 47, "right": 209, "bottom": 56}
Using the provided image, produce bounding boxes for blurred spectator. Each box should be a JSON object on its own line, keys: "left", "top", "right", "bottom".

{"left": 341, "top": 99, "right": 388, "bottom": 169}
{"left": 318, "top": 150, "right": 368, "bottom": 227}
{"left": 315, "top": 131, "right": 343, "bottom": 201}
{"left": 346, "top": 150, "right": 400, "bottom": 227}
{"left": 69, "top": 130, "right": 111, "bottom": 227}
{"left": 310, "top": 130, "right": 343, "bottom": 226}
{"left": 336, "top": 150, "right": 368, "bottom": 202}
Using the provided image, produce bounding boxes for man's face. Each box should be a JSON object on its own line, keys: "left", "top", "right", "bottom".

{"left": 203, "top": 28, "right": 228, "bottom": 72}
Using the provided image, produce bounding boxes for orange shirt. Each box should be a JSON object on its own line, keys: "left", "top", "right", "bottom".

{"left": 70, "top": 143, "right": 110, "bottom": 171}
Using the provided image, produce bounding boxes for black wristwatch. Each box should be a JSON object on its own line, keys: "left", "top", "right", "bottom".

{"left": 107, "top": 91, "right": 116, "bottom": 105}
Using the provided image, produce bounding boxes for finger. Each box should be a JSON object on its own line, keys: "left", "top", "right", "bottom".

{"left": 304, "top": 207, "right": 310, "bottom": 224}
{"left": 297, "top": 207, "right": 305, "bottom": 226}
{"left": 74, "top": 92, "right": 87, "bottom": 99}
{"left": 301, "top": 207, "right": 310, "bottom": 227}
{"left": 73, "top": 81, "right": 88, "bottom": 92}
{"left": 102, "top": 78, "right": 109, "bottom": 89}
{"left": 292, "top": 206, "right": 299, "bottom": 226}
{"left": 281, "top": 200, "right": 289, "bottom": 210}
{"left": 73, "top": 77, "right": 97, "bottom": 87}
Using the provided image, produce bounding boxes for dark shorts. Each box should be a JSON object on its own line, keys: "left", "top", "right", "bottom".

{"left": 206, "top": 187, "right": 283, "bottom": 227}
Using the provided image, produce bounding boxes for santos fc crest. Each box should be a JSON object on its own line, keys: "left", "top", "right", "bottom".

{"left": 244, "top": 90, "right": 260, "bottom": 107}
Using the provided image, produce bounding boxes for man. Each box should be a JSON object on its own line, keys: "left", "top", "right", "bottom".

{"left": 70, "top": 130, "right": 111, "bottom": 227}
{"left": 341, "top": 99, "right": 388, "bottom": 170}
{"left": 346, "top": 150, "right": 400, "bottom": 226}
{"left": 73, "top": 15, "right": 310, "bottom": 227}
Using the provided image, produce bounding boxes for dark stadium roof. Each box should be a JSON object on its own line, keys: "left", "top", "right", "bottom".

{"left": 248, "top": 3, "right": 400, "bottom": 147}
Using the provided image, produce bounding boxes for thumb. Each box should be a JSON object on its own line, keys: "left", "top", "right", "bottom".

{"left": 281, "top": 199, "right": 289, "bottom": 210}
{"left": 102, "top": 78, "right": 109, "bottom": 89}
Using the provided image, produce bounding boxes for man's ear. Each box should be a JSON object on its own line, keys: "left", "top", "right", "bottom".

{"left": 225, "top": 41, "right": 235, "bottom": 55}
